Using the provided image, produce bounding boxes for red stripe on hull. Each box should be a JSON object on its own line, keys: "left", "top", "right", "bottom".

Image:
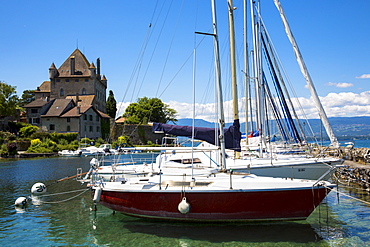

{"left": 98, "top": 188, "right": 329, "bottom": 222}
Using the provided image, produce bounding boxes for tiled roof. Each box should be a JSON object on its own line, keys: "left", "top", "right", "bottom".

{"left": 23, "top": 98, "right": 54, "bottom": 108}
{"left": 97, "top": 110, "right": 111, "bottom": 119}
{"left": 60, "top": 105, "right": 91, "bottom": 117}
{"left": 57, "top": 49, "right": 92, "bottom": 77}
{"left": 41, "top": 99, "right": 74, "bottom": 117}
{"left": 36, "top": 81, "right": 51, "bottom": 92}
{"left": 65, "top": 94, "right": 95, "bottom": 106}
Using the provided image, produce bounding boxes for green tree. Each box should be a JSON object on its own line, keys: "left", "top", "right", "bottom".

{"left": 0, "top": 81, "right": 18, "bottom": 118}
{"left": 106, "top": 90, "right": 117, "bottom": 119}
{"left": 123, "top": 97, "right": 177, "bottom": 124}
{"left": 19, "top": 89, "right": 35, "bottom": 107}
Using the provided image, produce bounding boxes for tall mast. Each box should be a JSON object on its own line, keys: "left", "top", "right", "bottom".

{"left": 211, "top": 0, "right": 227, "bottom": 170}
{"left": 273, "top": 0, "right": 338, "bottom": 148}
{"left": 227, "top": 0, "right": 241, "bottom": 158}
{"left": 227, "top": 0, "right": 239, "bottom": 121}
{"left": 243, "top": 0, "right": 250, "bottom": 144}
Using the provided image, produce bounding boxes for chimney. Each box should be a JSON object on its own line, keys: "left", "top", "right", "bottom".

{"left": 97, "top": 58, "right": 101, "bottom": 79}
{"left": 77, "top": 106, "right": 80, "bottom": 115}
{"left": 70, "top": 56, "right": 75, "bottom": 75}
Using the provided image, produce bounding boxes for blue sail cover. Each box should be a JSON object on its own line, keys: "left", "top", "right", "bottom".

{"left": 153, "top": 119, "right": 241, "bottom": 152}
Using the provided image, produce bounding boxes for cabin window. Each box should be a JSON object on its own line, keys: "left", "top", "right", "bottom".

{"left": 75, "top": 79, "right": 79, "bottom": 82}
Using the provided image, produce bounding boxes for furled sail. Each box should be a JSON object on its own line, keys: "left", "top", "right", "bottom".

{"left": 152, "top": 119, "right": 241, "bottom": 152}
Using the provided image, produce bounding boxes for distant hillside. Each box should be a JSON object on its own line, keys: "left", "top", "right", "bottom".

{"left": 176, "top": 116, "right": 370, "bottom": 139}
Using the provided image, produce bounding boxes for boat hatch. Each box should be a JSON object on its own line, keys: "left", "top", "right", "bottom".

{"left": 161, "top": 180, "right": 212, "bottom": 187}
{"left": 171, "top": 158, "right": 202, "bottom": 164}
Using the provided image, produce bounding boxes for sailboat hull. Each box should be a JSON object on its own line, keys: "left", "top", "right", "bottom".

{"left": 97, "top": 182, "right": 331, "bottom": 222}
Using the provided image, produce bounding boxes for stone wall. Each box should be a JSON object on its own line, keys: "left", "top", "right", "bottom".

{"left": 111, "top": 123, "right": 164, "bottom": 145}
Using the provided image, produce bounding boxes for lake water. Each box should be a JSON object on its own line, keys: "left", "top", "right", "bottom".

{"left": 1, "top": 153, "right": 370, "bottom": 246}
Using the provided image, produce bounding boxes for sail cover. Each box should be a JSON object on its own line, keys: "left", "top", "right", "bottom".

{"left": 153, "top": 119, "right": 241, "bottom": 152}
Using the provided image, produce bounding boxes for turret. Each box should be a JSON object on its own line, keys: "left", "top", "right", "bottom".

{"left": 89, "top": 62, "right": 96, "bottom": 78}
{"left": 49, "top": 63, "right": 59, "bottom": 79}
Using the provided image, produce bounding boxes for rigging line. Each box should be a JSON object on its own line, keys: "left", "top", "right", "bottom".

{"left": 116, "top": 1, "right": 160, "bottom": 114}
{"left": 157, "top": 34, "right": 208, "bottom": 98}
{"left": 130, "top": 0, "right": 166, "bottom": 102}
{"left": 257, "top": 13, "right": 317, "bottom": 143}
{"left": 155, "top": 0, "right": 184, "bottom": 97}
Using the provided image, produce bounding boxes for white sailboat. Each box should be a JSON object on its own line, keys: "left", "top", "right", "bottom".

{"left": 92, "top": 0, "right": 335, "bottom": 222}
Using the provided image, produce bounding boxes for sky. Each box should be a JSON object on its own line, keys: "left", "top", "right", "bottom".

{"left": 1, "top": 0, "right": 370, "bottom": 123}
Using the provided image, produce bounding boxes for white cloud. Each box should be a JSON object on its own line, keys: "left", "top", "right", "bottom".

{"left": 327, "top": 82, "right": 353, "bottom": 88}
{"left": 356, "top": 74, "right": 370, "bottom": 79}
{"left": 116, "top": 91, "right": 370, "bottom": 122}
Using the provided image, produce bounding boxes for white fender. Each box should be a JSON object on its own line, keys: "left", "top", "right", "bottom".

{"left": 31, "top": 183, "right": 47, "bottom": 194}
{"left": 93, "top": 187, "right": 102, "bottom": 203}
{"left": 178, "top": 197, "right": 190, "bottom": 214}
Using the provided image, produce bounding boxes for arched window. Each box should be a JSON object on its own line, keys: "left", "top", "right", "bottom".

{"left": 60, "top": 88, "right": 64, "bottom": 96}
{"left": 82, "top": 88, "right": 87, "bottom": 95}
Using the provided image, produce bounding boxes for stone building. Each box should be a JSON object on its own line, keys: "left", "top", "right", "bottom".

{"left": 24, "top": 49, "right": 110, "bottom": 139}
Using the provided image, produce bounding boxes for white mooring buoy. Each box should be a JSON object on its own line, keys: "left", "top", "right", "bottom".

{"left": 178, "top": 197, "right": 190, "bottom": 214}
{"left": 31, "top": 182, "right": 47, "bottom": 194}
{"left": 14, "top": 197, "right": 28, "bottom": 207}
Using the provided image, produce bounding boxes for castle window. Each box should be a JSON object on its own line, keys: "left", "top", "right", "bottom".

{"left": 82, "top": 88, "right": 87, "bottom": 95}
{"left": 89, "top": 115, "right": 93, "bottom": 121}
{"left": 75, "top": 79, "right": 79, "bottom": 82}
{"left": 84, "top": 114, "right": 87, "bottom": 120}
{"left": 50, "top": 124, "right": 55, "bottom": 131}
{"left": 66, "top": 79, "right": 70, "bottom": 82}
{"left": 96, "top": 115, "right": 99, "bottom": 121}
{"left": 31, "top": 109, "right": 38, "bottom": 114}
{"left": 67, "top": 117, "right": 70, "bottom": 122}
{"left": 89, "top": 126, "right": 93, "bottom": 132}
{"left": 67, "top": 126, "right": 70, "bottom": 131}
{"left": 85, "top": 79, "right": 88, "bottom": 82}
{"left": 60, "top": 88, "right": 64, "bottom": 96}
{"left": 56, "top": 79, "right": 60, "bottom": 82}
{"left": 96, "top": 126, "right": 100, "bottom": 132}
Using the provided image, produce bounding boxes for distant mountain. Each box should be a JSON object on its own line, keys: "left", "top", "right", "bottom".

{"left": 176, "top": 116, "right": 370, "bottom": 139}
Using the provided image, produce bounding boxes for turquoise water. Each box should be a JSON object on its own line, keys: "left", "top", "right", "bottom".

{"left": 1, "top": 155, "right": 370, "bottom": 246}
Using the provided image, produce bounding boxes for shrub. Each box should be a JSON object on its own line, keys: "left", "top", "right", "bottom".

{"left": 30, "top": 132, "right": 51, "bottom": 140}
{"left": 20, "top": 126, "right": 39, "bottom": 138}
{"left": 7, "top": 141, "right": 18, "bottom": 155}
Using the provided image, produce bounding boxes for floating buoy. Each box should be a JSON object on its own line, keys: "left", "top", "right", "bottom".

{"left": 178, "top": 197, "right": 190, "bottom": 214}
{"left": 31, "top": 182, "right": 47, "bottom": 194}
{"left": 93, "top": 187, "right": 102, "bottom": 203}
{"left": 14, "top": 197, "right": 28, "bottom": 207}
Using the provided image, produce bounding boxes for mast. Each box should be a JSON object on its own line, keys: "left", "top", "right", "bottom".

{"left": 211, "top": 0, "right": 227, "bottom": 170}
{"left": 227, "top": 0, "right": 240, "bottom": 158}
{"left": 273, "top": 0, "right": 339, "bottom": 148}
{"left": 243, "top": 0, "right": 250, "bottom": 145}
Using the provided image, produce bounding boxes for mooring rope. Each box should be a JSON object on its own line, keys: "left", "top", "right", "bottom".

{"left": 31, "top": 188, "right": 90, "bottom": 204}
{"left": 324, "top": 185, "right": 370, "bottom": 206}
